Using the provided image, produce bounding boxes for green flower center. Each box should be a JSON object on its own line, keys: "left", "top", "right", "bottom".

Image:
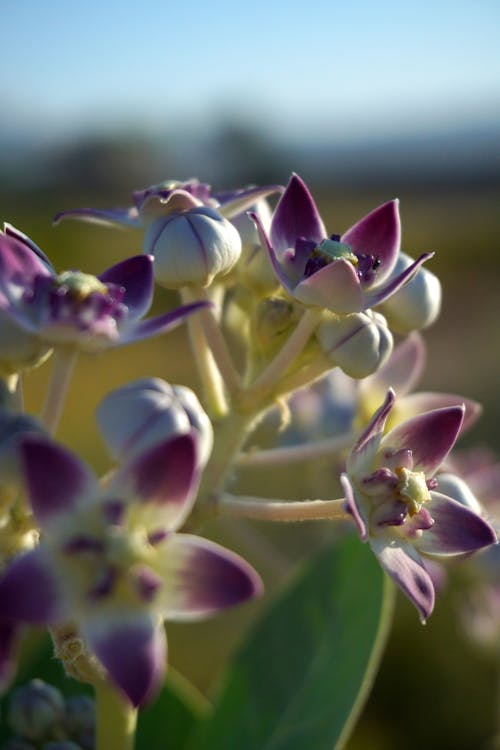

{"left": 395, "top": 467, "right": 431, "bottom": 516}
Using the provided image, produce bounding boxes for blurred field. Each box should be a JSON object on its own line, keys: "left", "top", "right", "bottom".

{"left": 1, "top": 170, "right": 499, "bottom": 749}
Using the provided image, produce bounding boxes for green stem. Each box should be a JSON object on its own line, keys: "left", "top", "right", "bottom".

{"left": 242, "top": 308, "right": 322, "bottom": 404}
{"left": 181, "top": 287, "right": 228, "bottom": 419}
{"left": 95, "top": 681, "right": 137, "bottom": 750}
{"left": 218, "top": 493, "right": 350, "bottom": 523}
{"left": 40, "top": 347, "right": 78, "bottom": 436}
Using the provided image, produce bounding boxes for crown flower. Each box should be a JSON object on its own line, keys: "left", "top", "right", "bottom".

{"left": 250, "top": 174, "right": 433, "bottom": 315}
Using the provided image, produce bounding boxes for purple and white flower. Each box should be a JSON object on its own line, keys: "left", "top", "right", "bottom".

{"left": 342, "top": 389, "right": 497, "bottom": 621}
{"left": 0, "top": 225, "right": 207, "bottom": 361}
{"left": 0, "top": 432, "right": 262, "bottom": 706}
{"left": 250, "top": 174, "right": 433, "bottom": 315}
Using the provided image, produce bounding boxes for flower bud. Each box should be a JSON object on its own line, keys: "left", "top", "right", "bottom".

{"left": 376, "top": 252, "right": 441, "bottom": 333}
{"left": 63, "top": 695, "right": 95, "bottom": 737}
{"left": 0, "top": 410, "right": 46, "bottom": 491}
{"left": 231, "top": 200, "right": 278, "bottom": 295}
{"left": 96, "top": 378, "right": 213, "bottom": 468}
{"left": 436, "top": 473, "right": 483, "bottom": 514}
{"left": 254, "top": 297, "right": 296, "bottom": 355}
{"left": 316, "top": 310, "right": 393, "bottom": 378}
{"left": 143, "top": 206, "right": 241, "bottom": 289}
{"left": 0, "top": 311, "right": 52, "bottom": 376}
{"left": 7, "top": 680, "right": 64, "bottom": 741}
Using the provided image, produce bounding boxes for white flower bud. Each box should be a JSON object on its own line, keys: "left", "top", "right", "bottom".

{"left": 96, "top": 378, "right": 213, "bottom": 468}
{"left": 377, "top": 252, "right": 441, "bottom": 333}
{"left": 231, "top": 200, "right": 278, "bottom": 294}
{"left": 316, "top": 310, "right": 393, "bottom": 378}
{"left": 143, "top": 206, "right": 241, "bottom": 289}
{"left": 436, "top": 473, "right": 483, "bottom": 515}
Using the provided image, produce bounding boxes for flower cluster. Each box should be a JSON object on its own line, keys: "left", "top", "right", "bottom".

{"left": 0, "top": 172, "right": 496, "bottom": 749}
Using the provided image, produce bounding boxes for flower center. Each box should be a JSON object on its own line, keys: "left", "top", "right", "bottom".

{"left": 54, "top": 271, "right": 108, "bottom": 300}
{"left": 395, "top": 467, "right": 431, "bottom": 516}
{"left": 302, "top": 234, "right": 380, "bottom": 284}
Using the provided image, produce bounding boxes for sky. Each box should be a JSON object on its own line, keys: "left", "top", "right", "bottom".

{"left": 2, "top": 0, "right": 500, "bottom": 146}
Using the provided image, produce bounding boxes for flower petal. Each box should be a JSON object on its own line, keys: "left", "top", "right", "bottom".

{"left": 365, "top": 252, "right": 433, "bottom": 308}
{"left": 341, "top": 474, "right": 367, "bottom": 540}
{"left": 21, "top": 435, "right": 98, "bottom": 526}
{"left": 415, "top": 491, "right": 497, "bottom": 556}
{"left": 248, "top": 211, "right": 295, "bottom": 294}
{"left": 371, "top": 538, "right": 435, "bottom": 622}
{"left": 159, "top": 534, "right": 263, "bottom": 620}
{"left": 269, "top": 174, "right": 326, "bottom": 254}
{"left": 294, "top": 258, "right": 363, "bottom": 313}
{"left": 99, "top": 255, "right": 154, "bottom": 322}
{"left": 342, "top": 199, "right": 400, "bottom": 284}
{"left": 117, "top": 301, "right": 209, "bottom": 345}
{"left": 114, "top": 433, "right": 199, "bottom": 530}
{"left": 53, "top": 206, "right": 140, "bottom": 228}
{"left": 398, "top": 392, "right": 481, "bottom": 434}
{"left": 382, "top": 405, "right": 465, "bottom": 476}
{"left": 0, "top": 549, "right": 67, "bottom": 623}
{"left": 349, "top": 389, "right": 395, "bottom": 476}
{"left": 83, "top": 613, "right": 166, "bottom": 706}
{"left": 3, "top": 223, "right": 54, "bottom": 272}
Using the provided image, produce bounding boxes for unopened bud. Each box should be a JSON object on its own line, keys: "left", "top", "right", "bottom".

{"left": 96, "top": 378, "right": 213, "bottom": 468}
{"left": 254, "top": 298, "right": 295, "bottom": 354}
{"left": 317, "top": 310, "right": 393, "bottom": 378}
{"left": 436, "top": 473, "right": 483, "bottom": 515}
{"left": 377, "top": 252, "right": 441, "bottom": 333}
{"left": 231, "top": 201, "right": 278, "bottom": 295}
{"left": 143, "top": 206, "right": 241, "bottom": 289}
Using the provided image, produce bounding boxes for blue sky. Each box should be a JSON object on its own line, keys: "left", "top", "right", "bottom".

{"left": 2, "top": 0, "right": 500, "bottom": 144}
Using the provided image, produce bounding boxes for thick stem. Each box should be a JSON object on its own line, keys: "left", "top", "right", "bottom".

{"left": 242, "top": 308, "right": 322, "bottom": 404}
{"left": 218, "top": 493, "right": 351, "bottom": 522}
{"left": 95, "top": 681, "right": 137, "bottom": 750}
{"left": 236, "top": 432, "right": 355, "bottom": 467}
{"left": 40, "top": 347, "right": 78, "bottom": 436}
{"left": 181, "top": 287, "right": 228, "bottom": 419}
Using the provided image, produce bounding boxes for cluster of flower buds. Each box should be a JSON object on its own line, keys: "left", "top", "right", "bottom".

{"left": 0, "top": 170, "right": 495, "bottom": 750}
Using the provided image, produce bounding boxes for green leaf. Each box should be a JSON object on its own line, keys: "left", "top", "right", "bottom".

{"left": 190, "top": 533, "right": 394, "bottom": 750}
{"left": 135, "top": 666, "right": 210, "bottom": 750}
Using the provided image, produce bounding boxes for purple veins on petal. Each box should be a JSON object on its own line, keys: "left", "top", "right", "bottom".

{"left": 341, "top": 473, "right": 367, "bottom": 540}
{"left": 21, "top": 435, "right": 98, "bottom": 525}
{"left": 416, "top": 492, "right": 497, "bottom": 556}
{"left": 351, "top": 389, "right": 395, "bottom": 462}
{"left": 0, "top": 549, "right": 65, "bottom": 624}
{"left": 382, "top": 405, "right": 465, "bottom": 477}
{"left": 161, "top": 534, "right": 263, "bottom": 620}
{"left": 371, "top": 539, "right": 435, "bottom": 622}
{"left": 84, "top": 614, "right": 166, "bottom": 706}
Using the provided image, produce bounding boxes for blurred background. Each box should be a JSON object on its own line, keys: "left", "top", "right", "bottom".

{"left": 1, "top": 0, "right": 499, "bottom": 747}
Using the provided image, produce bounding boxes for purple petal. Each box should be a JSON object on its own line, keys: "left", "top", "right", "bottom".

{"left": 341, "top": 474, "right": 367, "bottom": 540}
{"left": 371, "top": 538, "right": 435, "bottom": 622}
{"left": 294, "top": 258, "right": 363, "bottom": 312}
{"left": 83, "top": 614, "right": 166, "bottom": 706}
{"left": 269, "top": 174, "right": 326, "bottom": 254}
{"left": 117, "top": 301, "right": 209, "bottom": 345}
{"left": 53, "top": 206, "right": 140, "bottom": 228}
{"left": 0, "top": 620, "right": 18, "bottom": 693}
{"left": 248, "top": 211, "right": 295, "bottom": 294}
{"left": 214, "top": 184, "right": 284, "bottom": 220}
{"left": 117, "top": 433, "right": 199, "bottom": 529}
{"left": 382, "top": 405, "right": 465, "bottom": 476}
{"left": 362, "top": 332, "right": 425, "bottom": 398}
{"left": 3, "top": 223, "right": 54, "bottom": 272}
{"left": 366, "top": 252, "right": 433, "bottom": 308}
{"left": 342, "top": 199, "right": 400, "bottom": 284}
{"left": 0, "top": 549, "right": 66, "bottom": 623}
{"left": 416, "top": 491, "right": 497, "bottom": 556}
{"left": 0, "top": 234, "right": 52, "bottom": 307}
{"left": 159, "top": 534, "right": 263, "bottom": 620}
{"left": 398, "top": 392, "right": 481, "bottom": 434}
{"left": 352, "top": 388, "right": 396, "bottom": 464}
{"left": 21, "top": 435, "right": 98, "bottom": 526}
{"left": 99, "top": 255, "right": 154, "bottom": 321}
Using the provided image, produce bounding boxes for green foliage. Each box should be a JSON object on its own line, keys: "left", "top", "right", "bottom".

{"left": 189, "top": 534, "right": 394, "bottom": 750}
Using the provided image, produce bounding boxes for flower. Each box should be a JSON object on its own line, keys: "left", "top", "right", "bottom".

{"left": 0, "top": 433, "right": 262, "bottom": 706}
{"left": 53, "top": 178, "right": 283, "bottom": 228}
{"left": 250, "top": 174, "right": 433, "bottom": 315}
{"left": 342, "top": 389, "right": 497, "bottom": 621}
{"left": 0, "top": 225, "right": 207, "bottom": 360}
